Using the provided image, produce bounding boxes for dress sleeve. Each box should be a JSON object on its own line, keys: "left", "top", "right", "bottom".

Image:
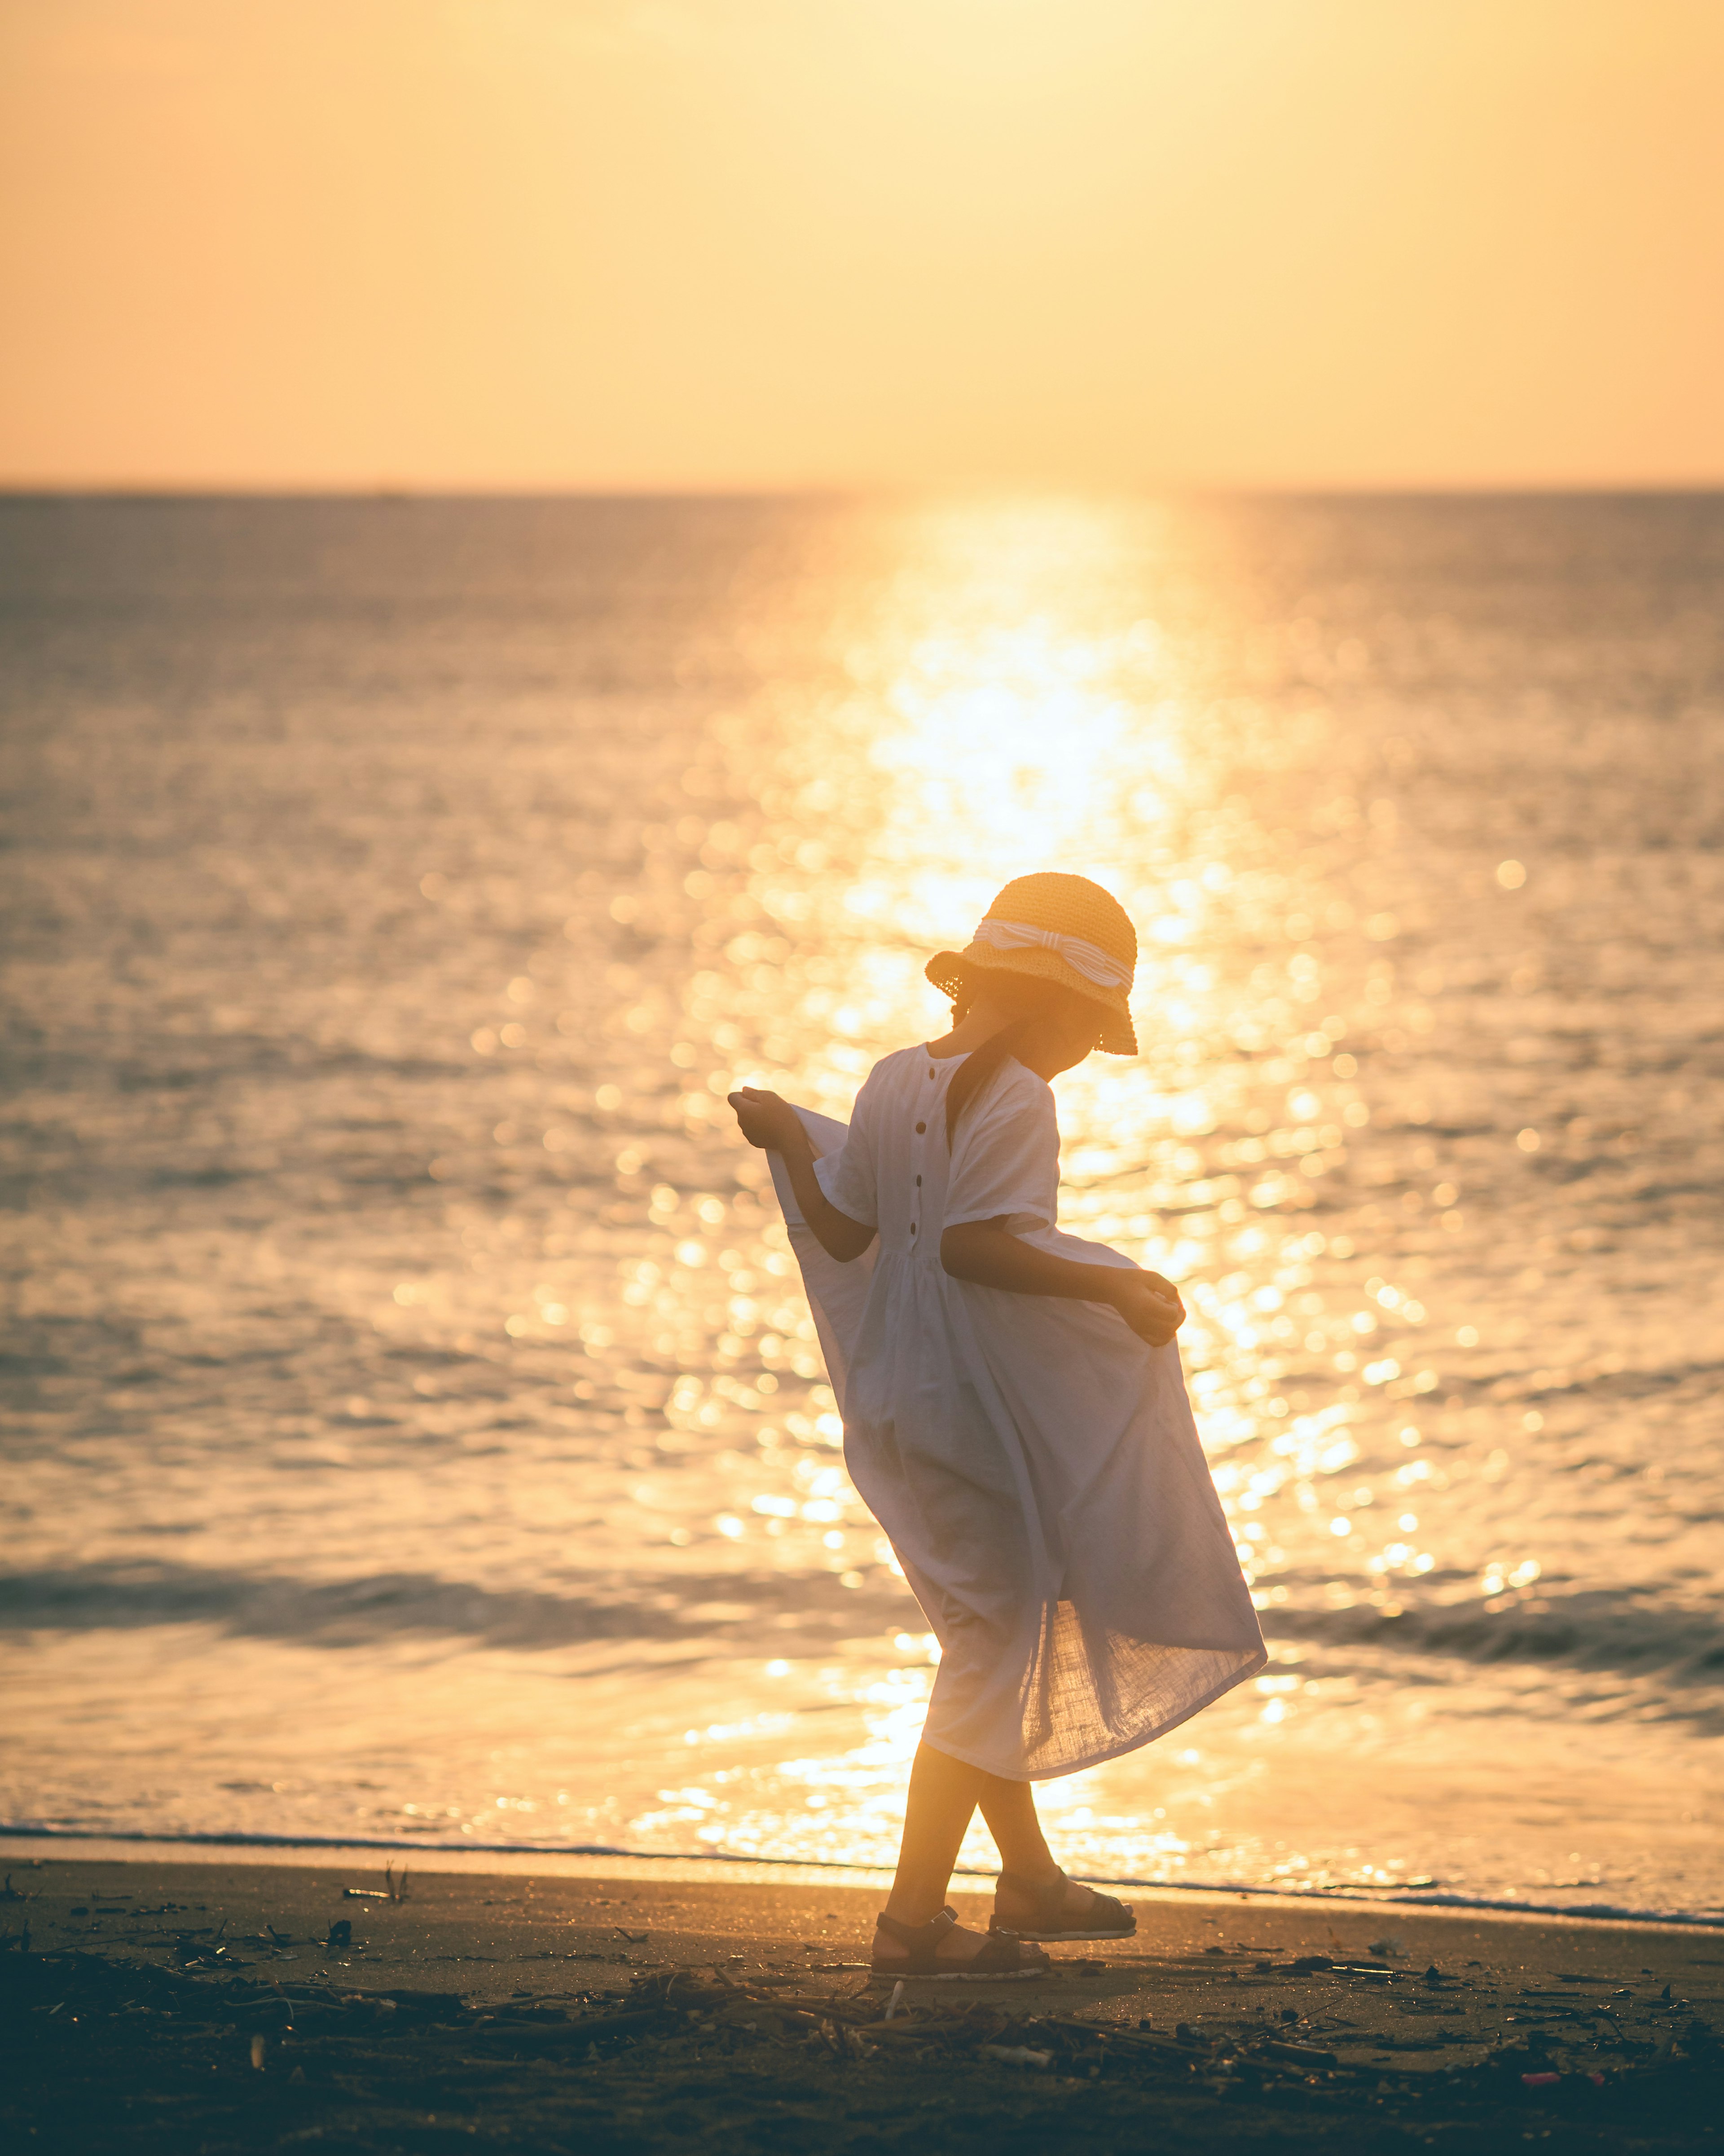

{"left": 811, "top": 1063, "right": 881, "bottom": 1229}
{"left": 943, "top": 1064, "right": 1060, "bottom": 1234}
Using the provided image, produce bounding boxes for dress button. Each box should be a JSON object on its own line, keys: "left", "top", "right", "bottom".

{"left": 915, "top": 1174, "right": 921, "bottom": 1186}
{"left": 915, "top": 1121, "right": 926, "bottom": 1134}
{"left": 910, "top": 1221, "right": 917, "bottom": 1235}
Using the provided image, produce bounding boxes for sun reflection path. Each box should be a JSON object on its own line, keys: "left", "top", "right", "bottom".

{"left": 733, "top": 497, "right": 1447, "bottom": 1570}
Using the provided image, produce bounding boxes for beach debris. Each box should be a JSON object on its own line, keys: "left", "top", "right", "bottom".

{"left": 1368, "top": 1934, "right": 1407, "bottom": 1958}
{"left": 1, "top": 1876, "right": 28, "bottom": 1902}
{"left": 343, "top": 1863, "right": 410, "bottom": 1903}
{"left": 3, "top": 1949, "right": 1706, "bottom": 2147}
{"left": 325, "top": 1920, "right": 352, "bottom": 1952}
{"left": 1263, "top": 2039, "right": 1337, "bottom": 2067}
{"left": 173, "top": 1935, "right": 241, "bottom": 1970}
{"left": 6, "top": 1927, "right": 1720, "bottom": 2144}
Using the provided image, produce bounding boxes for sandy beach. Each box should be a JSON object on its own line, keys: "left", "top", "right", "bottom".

{"left": 4, "top": 1850, "right": 1720, "bottom": 2152}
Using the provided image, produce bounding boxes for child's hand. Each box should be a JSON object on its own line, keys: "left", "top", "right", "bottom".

{"left": 1113, "top": 1271, "right": 1186, "bottom": 1348}
{"left": 727, "top": 1087, "right": 807, "bottom": 1155}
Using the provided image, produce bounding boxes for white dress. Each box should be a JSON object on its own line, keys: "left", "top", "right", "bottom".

{"left": 770, "top": 1045, "right": 1265, "bottom": 1782}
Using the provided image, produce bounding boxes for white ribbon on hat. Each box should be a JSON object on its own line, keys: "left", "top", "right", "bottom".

{"left": 972, "top": 917, "right": 1133, "bottom": 991}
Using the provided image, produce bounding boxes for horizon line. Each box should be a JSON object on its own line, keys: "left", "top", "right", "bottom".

{"left": 4, "top": 478, "right": 1724, "bottom": 503}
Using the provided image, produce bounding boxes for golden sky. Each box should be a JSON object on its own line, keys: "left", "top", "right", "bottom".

{"left": 3, "top": 0, "right": 1721, "bottom": 490}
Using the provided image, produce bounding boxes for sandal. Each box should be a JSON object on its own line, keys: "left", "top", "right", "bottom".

{"left": 872, "top": 1906, "right": 1051, "bottom": 1980}
{"left": 987, "top": 1868, "right": 1137, "bottom": 1943}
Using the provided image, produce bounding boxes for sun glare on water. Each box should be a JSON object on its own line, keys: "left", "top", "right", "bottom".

{"left": 605, "top": 496, "right": 1464, "bottom": 1884}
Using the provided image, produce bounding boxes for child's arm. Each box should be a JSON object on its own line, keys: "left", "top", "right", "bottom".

{"left": 941, "top": 1219, "right": 1186, "bottom": 1347}
{"left": 728, "top": 1088, "right": 877, "bottom": 1262}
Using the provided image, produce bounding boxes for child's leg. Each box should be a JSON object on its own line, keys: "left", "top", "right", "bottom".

{"left": 884, "top": 1741, "right": 987, "bottom": 1922}
{"left": 976, "top": 1772, "right": 1058, "bottom": 1879}
{"left": 980, "top": 1773, "right": 1137, "bottom": 1936}
{"left": 875, "top": 1743, "right": 1051, "bottom": 1971}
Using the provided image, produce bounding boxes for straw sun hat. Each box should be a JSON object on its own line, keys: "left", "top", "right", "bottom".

{"left": 925, "top": 872, "right": 1139, "bottom": 1056}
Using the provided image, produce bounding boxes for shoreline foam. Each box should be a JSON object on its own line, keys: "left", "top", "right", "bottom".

{"left": 5, "top": 1829, "right": 1720, "bottom": 1933}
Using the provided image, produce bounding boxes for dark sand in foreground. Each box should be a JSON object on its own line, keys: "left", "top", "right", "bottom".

{"left": 4, "top": 1853, "right": 1720, "bottom": 2152}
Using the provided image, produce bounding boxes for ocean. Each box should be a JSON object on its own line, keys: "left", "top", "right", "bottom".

{"left": 2, "top": 491, "right": 1720, "bottom": 1923}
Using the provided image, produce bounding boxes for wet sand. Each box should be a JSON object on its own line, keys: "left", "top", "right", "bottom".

{"left": 4, "top": 1853, "right": 1721, "bottom": 2152}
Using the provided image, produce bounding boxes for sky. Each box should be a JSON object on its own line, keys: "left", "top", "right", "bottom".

{"left": 2, "top": 0, "right": 1722, "bottom": 492}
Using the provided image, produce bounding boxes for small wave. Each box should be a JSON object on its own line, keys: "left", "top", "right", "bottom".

{"left": 3, "top": 1823, "right": 1720, "bottom": 1930}
{"left": 4, "top": 1565, "right": 1720, "bottom": 1696}
{"left": 0, "top": 1561, "right": 910, "bottom": 1651}
{"left": 1264, "top": 1585, "right": 1724, "bottom": 1691}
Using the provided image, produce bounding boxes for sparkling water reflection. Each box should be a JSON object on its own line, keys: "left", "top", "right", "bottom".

{"left": 2, "top": 494, "right": 1720, "bottom": 1917}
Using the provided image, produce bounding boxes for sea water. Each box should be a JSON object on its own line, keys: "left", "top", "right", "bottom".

{"left": 2, "top": 492, "right": 1720, "bottom": 1921}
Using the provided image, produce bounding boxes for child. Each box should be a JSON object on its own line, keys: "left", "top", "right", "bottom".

{"left": 730, "top": 872, "right": 1265, "bottom": 1977}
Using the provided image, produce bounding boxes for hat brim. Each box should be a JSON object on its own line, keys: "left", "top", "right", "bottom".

{"left": 925, "top": 946, "right": 1138, "bottom": 1056}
